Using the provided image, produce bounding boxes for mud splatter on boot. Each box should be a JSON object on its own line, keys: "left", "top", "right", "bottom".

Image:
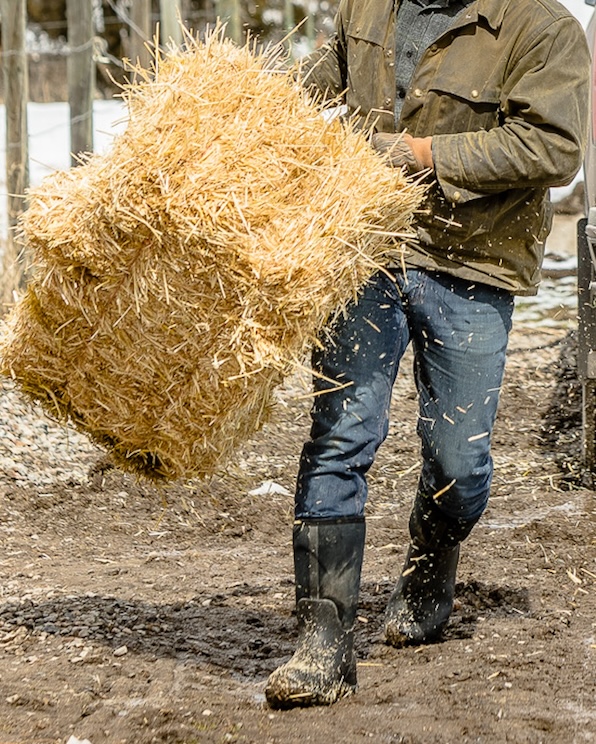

{"left": 265, "top": 598, "right": 356, "bottom": 708}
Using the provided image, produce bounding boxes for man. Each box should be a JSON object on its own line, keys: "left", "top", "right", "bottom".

{"left": 265, "top": 0, "right": 591, "bottom": 708}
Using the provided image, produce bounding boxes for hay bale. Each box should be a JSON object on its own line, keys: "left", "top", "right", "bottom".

{"left": 0, "top": 31, "right": 424, "bottom": 482}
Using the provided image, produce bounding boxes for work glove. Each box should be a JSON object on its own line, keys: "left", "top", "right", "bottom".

{"left": 371, "top": 132, "right": 433, "bottom": 174}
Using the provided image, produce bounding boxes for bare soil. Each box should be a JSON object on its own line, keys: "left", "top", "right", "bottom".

{"left": 0, "top": 217, "right": 595, "bottom": 744}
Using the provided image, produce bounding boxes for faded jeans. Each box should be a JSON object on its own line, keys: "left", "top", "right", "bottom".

{"left": 295, "top": 269, "right": 514, "bottom": 522}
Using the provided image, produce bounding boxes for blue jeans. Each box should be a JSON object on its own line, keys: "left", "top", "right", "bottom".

{"left": 295, "top": 269, "right": 514, "bottom": 522}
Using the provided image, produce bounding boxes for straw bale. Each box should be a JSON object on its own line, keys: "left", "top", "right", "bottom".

{"left": 0, "top": 31, "right": 425, "bottom": 482}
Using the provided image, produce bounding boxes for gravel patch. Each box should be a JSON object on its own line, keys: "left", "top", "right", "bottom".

{"left": 0, "top": 378, "right": 99, "bottom": 488}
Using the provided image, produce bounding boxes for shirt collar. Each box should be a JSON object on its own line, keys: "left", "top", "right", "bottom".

{"left": 395, "top": 0, "right": 509, "bottom": 30}
{"left": 416, "top": 0, "right": 456, "bottom": 8}
{"left": 410, "top": 0, "right": 478, "bottom": 12}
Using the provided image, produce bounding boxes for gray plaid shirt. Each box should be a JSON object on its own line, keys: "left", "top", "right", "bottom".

{"left": 394, "top": 0, "right": 474, "bottom": 123}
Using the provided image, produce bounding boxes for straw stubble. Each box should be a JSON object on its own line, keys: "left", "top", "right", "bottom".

{"left": 1, "top": 31, "right": 425, "bottom": 482}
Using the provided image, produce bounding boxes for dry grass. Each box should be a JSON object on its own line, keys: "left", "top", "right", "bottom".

{"left": 0, "top": 29, "right": 424, "bottom": 482}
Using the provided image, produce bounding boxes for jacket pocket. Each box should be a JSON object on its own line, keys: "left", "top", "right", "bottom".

{"left": 426, "top": 76, "right": 501, "bottom": 134}
{"left": 346, "top": 9, "right": 388, "bottom": 46}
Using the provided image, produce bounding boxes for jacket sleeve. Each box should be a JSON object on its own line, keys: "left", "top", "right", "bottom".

{"left": 294, "top": 4, "right": 349, "bottom": 102}
{"left": 432, "top": 16, "right": 591, "bottom": 204}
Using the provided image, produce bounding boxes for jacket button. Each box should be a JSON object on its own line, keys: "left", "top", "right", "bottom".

{"left": 413, "top": 88, "right": 422, "bottom": 97}
{"left": 384, "top": 97, "right": 391, "bottom": 106}
{"left": 471, "top": 89, "right": 479, "bottom": 98}
{"left": 453, "top": 191, "right": 462, "bottom": 201}
{"left": 385, "top": 49, "right": 392, "bottom": 56}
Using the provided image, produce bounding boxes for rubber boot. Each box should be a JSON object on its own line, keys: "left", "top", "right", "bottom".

{"left": 265, "top": 518, "right": 365, "bottom": 708}
{"left": 385, "top": 493, "right": 476, "bottom": 647}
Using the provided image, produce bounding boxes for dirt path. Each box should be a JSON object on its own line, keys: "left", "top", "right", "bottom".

{"left": 1, "top": 216, "right": 595, "bottom": 744}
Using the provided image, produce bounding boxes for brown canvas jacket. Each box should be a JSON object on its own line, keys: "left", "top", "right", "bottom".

{"left": 300, "top": 0, "right": 591, "bottom": 294}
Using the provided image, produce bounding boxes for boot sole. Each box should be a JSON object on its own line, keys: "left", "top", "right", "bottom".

{"left": 265, "top": 678, "right": 356, "bottom": 709}
{"left": 385, "top": 618, "right": 444, "bottom": 648}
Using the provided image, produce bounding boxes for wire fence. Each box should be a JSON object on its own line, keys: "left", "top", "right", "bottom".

{"left": 14, "top": 0, "right": 334, "bottom": 74}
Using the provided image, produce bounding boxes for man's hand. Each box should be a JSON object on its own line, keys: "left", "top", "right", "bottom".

{"left": 371, "top": 132, "right": 433, "bottom": 174}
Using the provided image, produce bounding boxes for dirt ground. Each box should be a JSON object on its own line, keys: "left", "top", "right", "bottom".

{"left": 0, "top": 215, "right": 595, "bottom": 743}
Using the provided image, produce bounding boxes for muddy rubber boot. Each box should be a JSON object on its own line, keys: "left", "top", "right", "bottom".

{"left": 385, "top": 542, "right": 460, "bottom": 646}
{"left": 265, "top": 518, "right": 365, "bottom": 709}
{"left": 385, "top": 493, "right": 476, "bottom": 647}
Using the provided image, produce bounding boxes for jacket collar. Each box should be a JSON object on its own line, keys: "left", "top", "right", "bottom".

{"left": 462, "top": 0, "right": 510, "bottom": 31}
{"left": 393, "top": 0, "right": 510, "bottom": 31}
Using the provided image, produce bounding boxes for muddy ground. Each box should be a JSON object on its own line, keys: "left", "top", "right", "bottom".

{"left": 0, "top": 215, "right": 595, "bottom": 743}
